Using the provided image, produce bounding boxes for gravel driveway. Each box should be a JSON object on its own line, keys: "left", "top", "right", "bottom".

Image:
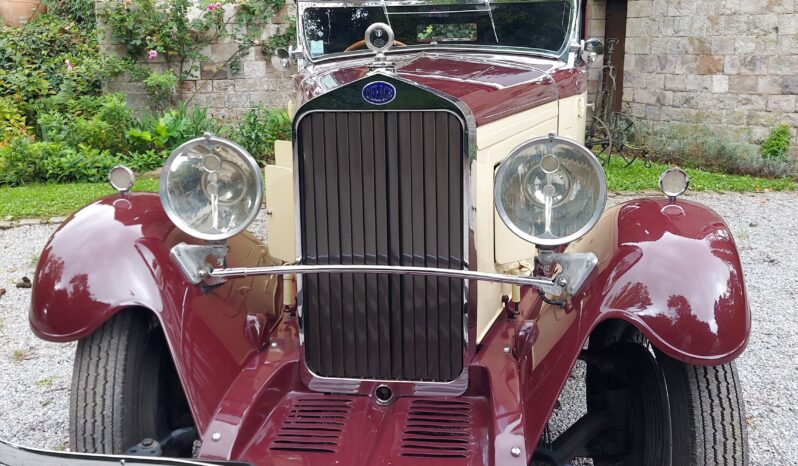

{"left": 1, "top": 191, "right": 796, "bottom": 464}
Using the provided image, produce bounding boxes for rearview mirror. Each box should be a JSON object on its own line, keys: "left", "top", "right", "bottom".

{"left": 580, "top": 38, "right": 604, "bottom": 64}
{"left": 270, "top": 48, "right": 296, "bottom": 74}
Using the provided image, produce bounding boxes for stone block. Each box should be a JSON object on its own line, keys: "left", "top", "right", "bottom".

{"left": 625, "top": 37, "right": 651, "bottom": 54}
{"left": 748, "top": 14, "right": 779, "bottom": 35}
{"left": 782, "top": 76, "right": 798, "bottom": 95}
{"left": 756, "top": 76, "right": 782, "bottom": 94}
{"left": 688, "top": 37, "right": 712, "bottom": 55}
{"left": 667, "top": 0, "right": 697, "bottom": 17}
{"left": 711, "top": 36, "right": 737, "bottom": 55}
{"left": 212, "top": 80, "right": 235, "bottom": 92}
{"left": 768, "top": 55, "right": 798, "bottom": 75}
{"left": 778, "top": 13, "right": 798, "bottom": 35}
{"left": 711, "top": 75, "right": 729, "bottom": 93}
{"left": 664, "top": 74, "right": 687, "bottom": 91}
{"left": 645, "top": 73, "right": 665, "bottom": 90}
{"left": 735, "top": 36, "right": 757, "bottom": 54}
{"left": 696, "top": 55, "right": 724, "bottom": 74}
{"left": 627, "top": 1, "right": 652, "bottom": 18}
{"left": 729, "top": 76, "right": 758, "bottom": 93}
{"left": 200, "top": 62, "right": 229, "bottom": 80}
{"left": 767, "top": 95, "right": 797, "bottom": 113}
{"left": 178, "top": 80, "right": 196, "bottom": 93}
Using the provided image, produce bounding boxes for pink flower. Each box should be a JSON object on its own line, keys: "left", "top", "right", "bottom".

{"left": 253, "top": 39, "right": 260, "bottom": 45}
{"left": 65, "top": 59, "right": 74, "bottom": 71}
{"left": 147, "top": 49, "right": 158, "bottom": 61}
{"left": 215, "top": 2, "right": 221, "bottom": 7}
{"left": 207, "top": 3, "right": 215, "bottom": 10}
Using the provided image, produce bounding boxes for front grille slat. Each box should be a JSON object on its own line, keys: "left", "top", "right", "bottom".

{"left": 299, "top": 110, "right": 464, "bottom": 382}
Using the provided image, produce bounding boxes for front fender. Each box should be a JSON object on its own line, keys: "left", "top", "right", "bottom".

{"left": 30, "top": 193, "right": 283, "bottom": 434}
{"left": 573, "top": 198, "right": 751, "bottom": 365}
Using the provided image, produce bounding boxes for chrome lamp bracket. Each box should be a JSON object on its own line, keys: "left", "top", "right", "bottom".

{"left": 538, "top": 250, "right": 599, "bottom": 296}
{"left": 171, "top": 243, "right": 228, "bottom": 285}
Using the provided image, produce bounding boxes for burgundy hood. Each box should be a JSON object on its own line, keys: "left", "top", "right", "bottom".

{"left": 295, "top": 53, "right": 586, "bottom": 126}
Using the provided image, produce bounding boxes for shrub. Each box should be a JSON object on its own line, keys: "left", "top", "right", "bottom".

{"left": 41, "top": 0, "right": 96, "bottom": 30}
{"left": 639, "top": 120, "right": 798, "bottom": 179}
{"left": 0, "top": 15, "right": 128, "bottom": 108}
{"left": 128, "top": 103, "right": 222, "bottom": 153}
{"left": 226, "top": 106, "right": 291, "bottom": 165}
{"left": 0, "top": 97, "right": 29, "bottom": 143}
{"left": 761, "top": 124, "right": 792, "bottom": 161}
{"left": 143, "top": 70, "right": 178, "bottom": 110}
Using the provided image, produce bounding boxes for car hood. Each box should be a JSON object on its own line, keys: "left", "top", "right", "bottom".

{"left": 295, "top": 52, "right": 584, "bottom": 126}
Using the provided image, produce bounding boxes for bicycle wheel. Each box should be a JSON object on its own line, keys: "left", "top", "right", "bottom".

{"left": 585, "top": 115, "right": 613, "bottom": 166}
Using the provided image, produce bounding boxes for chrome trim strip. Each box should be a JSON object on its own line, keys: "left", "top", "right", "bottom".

{"left": 208, "top": 264, "right": 565, "bottom": 294}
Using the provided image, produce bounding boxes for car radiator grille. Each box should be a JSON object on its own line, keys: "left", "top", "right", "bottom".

{"left": 298, "top": 110, "right": 465, "bottom": 382}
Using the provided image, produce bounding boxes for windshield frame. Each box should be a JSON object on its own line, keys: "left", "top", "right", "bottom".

{"left": 296, "top": 0, "right": 579, "bottom": 64}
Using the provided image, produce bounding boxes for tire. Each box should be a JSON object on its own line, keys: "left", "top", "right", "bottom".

{"left": 587, "top": 322, "right": 748, "bottom": 465}
{"left": 69, "top": 310, "right": 192, "bottom": 455}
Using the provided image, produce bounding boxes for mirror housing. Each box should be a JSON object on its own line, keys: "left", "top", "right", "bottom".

{"left": 270, "top": 47, "right": 297, "bottom": 74}
{"left": 580, "top": 38, "right": 604, "bottom": 64}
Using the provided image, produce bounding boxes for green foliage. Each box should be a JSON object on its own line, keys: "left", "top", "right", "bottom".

{"left": 143, "top": 71, "right": 178, "bottom": 110}
{"left": 0, "top": 138, "right": 117, "bottom": 185}
{"left": 604, "top": 156, "right": 797, "bottom": 193}
{"left": 128, "top": 103, "right": 221, "bottom": 153}
{"left": 41, "top": 0, "right": 96, "bottom": 30}
{"left": 0, "top": 15, "right": 129, "bottom": 107}
{"left": 263, "top": 17, "right": 296, "bottom": 55}
{"left": 226, "top": 106, "right": 291, "bottom": 164}
{"left": 761, "top": 124, "right": 792, "bottom": 161}
{"left": 639, "top": 120, "right": 798, "bottom": 179}
{"left": 0, "top": 97, "right": 29, "bottom": 143}
{"left": 102, "top": 0, "right": 286, "bottom": 81}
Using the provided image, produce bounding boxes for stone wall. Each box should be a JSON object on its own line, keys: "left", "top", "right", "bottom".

{"left": 99, "top": 1, "right": 295, "bottom": 118}
{"left": 619, "top": 0, "right": 798, "bottom": 155}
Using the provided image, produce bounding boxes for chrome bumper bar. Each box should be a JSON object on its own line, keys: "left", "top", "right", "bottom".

{"left": 171, "top": 243, "right": 598, "bottom": 297}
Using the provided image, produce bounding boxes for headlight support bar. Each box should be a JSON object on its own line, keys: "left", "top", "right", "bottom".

{"left": 170, "top": 243, "right": 598, "bottom": 298}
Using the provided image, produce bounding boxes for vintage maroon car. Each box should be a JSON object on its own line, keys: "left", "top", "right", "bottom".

{"left": 28, "top": 0, "right": 750, "bottom": 465}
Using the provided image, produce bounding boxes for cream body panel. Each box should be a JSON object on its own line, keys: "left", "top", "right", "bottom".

{"left": 557, "top": 93, "right": 588, "bottom": 143}
{"left": 474, "top": 101, "right": 559, "bottom": 341}
{"left": 474, "top": 95, "right": 586, "bottom": 342}
{"left": 264, "top": 140, "right": 296, "bottom": 263}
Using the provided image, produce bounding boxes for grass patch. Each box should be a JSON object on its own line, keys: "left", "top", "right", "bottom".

{"left": 35, "top": 377, "right": 54, "bottom": 388}
{"left": 11, "top": 348, "right": 33, "bottom": 362}
{"left": 604, "top": 157, "right": 798, "bottom": 192}
{"left": 0, "top": 179, "right": 159, "bottom": 220}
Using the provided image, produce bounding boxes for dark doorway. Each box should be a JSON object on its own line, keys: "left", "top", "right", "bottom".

{"left": 604, "top": 0, "right": 628, "bottom": 112}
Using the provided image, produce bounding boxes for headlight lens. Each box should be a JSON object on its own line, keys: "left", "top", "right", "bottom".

{"left": 160, "top": 134, "right": 263, "bottom": 241}
{"left": 494, "top": 135, "right": 607, "bottom": 247}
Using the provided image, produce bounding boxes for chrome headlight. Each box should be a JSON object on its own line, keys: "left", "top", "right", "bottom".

{"left": 494, "top": 135, "right": 607, "bottom": 247}
{"left": 160, "top": 134, "right": 263, "bottom": 241}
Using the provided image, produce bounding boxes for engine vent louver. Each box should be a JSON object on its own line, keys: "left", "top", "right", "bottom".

{"left": 268, "top": 396, "right": 354, "bottom": 454}
{"left": 399, "top": 399, "right": 473, "bottom": 458}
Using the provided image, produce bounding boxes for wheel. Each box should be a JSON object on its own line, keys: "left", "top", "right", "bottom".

{"left": 69, "top": 310, "right": 195, "bottom": 456}
{"left": 610, "top": 113, "right": 651, "bottom": 168}
{"left": 585, "top": 115, "right": 613, "bottom": 166}
{"left": 585, "top": 322, "right": 749, "bottom": 465}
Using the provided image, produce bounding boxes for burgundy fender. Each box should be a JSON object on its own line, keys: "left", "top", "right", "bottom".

{"left": 574, "top": 197, "right": 751, "bottom": 365}
{"left": 30, "top": 193, "right": 283, "bottom": 435}
{"left": 511, "top": 197, "right": 751, "bottom": 456}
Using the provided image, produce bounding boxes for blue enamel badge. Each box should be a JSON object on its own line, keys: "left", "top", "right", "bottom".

{"left": 362, "top": 81, "right": 396, "bottom": 105}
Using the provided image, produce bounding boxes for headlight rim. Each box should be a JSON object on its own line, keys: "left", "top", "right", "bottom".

{"left": 159, "top": 134, "right": 263, "bottom": 242}
{"left": 493, "top": 134, "right": 607, "bottom": 247}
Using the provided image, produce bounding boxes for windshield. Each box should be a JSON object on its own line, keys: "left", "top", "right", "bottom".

{"left": 300, "top": 0, "right": 575, "bottom": 60}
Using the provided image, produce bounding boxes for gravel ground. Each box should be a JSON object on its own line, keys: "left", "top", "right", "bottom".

{"left": 1, "top": 191, "right": 797, "bottom": 464}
